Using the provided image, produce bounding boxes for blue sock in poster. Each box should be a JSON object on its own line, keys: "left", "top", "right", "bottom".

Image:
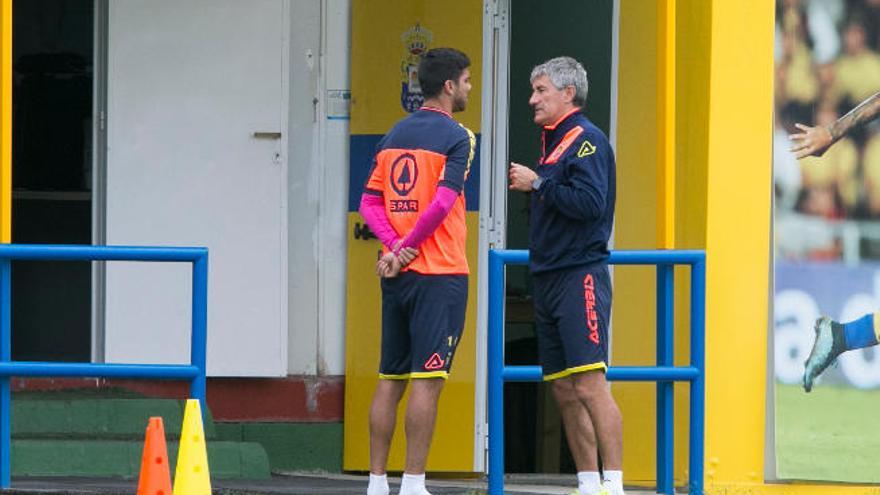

{"left": 843, "top": 313, "right": 879, "bottom": 350}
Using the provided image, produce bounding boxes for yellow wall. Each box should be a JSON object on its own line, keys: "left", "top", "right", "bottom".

{"left": 702, "top": 0, "right": 773, "bottom": 487}
{"left": 628, "top": 1, "right": 879, "bottom": 493}
{"left": 615, "top": 0, "right": 707, "bottom": 485}
{"left": 614, "top": 0, "right": 674, "bottom": 486}
{"left": 613, "top": 1, "right": 858, "bottom": 492}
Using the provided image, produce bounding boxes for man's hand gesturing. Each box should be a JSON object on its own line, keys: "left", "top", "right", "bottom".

{"left": 509, "top": 162, "right": 538, "bottom": 191}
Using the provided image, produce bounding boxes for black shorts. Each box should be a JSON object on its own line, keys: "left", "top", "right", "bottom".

{"left": 379, "top": 271, "right": 468, "bottom": 379}
{"left": 533, "top": 262, "right": 611, "bottom": 380}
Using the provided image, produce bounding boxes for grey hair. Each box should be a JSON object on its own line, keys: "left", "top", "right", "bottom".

{"left": 530, "top": 56, "right": 588, "bottom": 106}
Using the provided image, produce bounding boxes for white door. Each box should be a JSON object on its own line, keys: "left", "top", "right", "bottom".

{"left": 104, "top": 0, "right": 287, "bottom": 376}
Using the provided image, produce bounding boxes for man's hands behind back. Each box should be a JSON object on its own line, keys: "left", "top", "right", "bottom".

{"left": 376, "top": 242, "right": 419, "bottom": 278}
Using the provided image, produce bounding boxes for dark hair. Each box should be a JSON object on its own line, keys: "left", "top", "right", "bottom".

{"left": 417, "top": 48, "right": 470, "bottom": 99}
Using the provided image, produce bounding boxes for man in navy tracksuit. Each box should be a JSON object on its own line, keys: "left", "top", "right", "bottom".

{"left": 509, "top": 56, "right": 623, "bottom": 495}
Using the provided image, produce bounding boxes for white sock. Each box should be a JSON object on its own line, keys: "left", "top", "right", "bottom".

{"left": 367, "top": 473, "right": 389, "bottom": 495}
{"left": 398, "top": 472, "right": 430, "bottom": 495}
{"left": 603, "top": 470, "right": 624, "bottom": 493}
{"left": 577, "top": 471, "right": 602, "bottom": 494}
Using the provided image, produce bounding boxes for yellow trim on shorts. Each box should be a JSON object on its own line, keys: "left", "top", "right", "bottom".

{"left": 410, "top": 371, "right": 449, "bottom": 379}
{"left": 378, "top": 373, "right": 411, "bottom": 380}
{"left": 378, "top": 371, "right": 449, "bottom": 380}
{"left": 543, "top": 362, "right": 607, "bottom": 381}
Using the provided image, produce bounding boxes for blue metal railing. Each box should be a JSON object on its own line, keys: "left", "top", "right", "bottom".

{"left": 487, "top": 249, "right": 705, "bottom": 495}
{"left": 0, "top": 244, "right": 209, "bottom": 488}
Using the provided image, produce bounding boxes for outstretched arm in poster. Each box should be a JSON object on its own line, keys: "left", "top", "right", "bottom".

{"left": 789, "top": 92, "right": 880, "bottom": 159}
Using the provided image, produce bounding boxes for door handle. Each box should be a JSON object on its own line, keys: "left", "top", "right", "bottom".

{"left": 353, "top": 222, "right": 377, "bottom": 241}
{"left": 253, "top": 131, "right": 282, "bottom": 139}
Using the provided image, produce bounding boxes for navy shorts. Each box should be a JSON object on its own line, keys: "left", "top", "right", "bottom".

{"left": 379, "top": 271, "right": 468, "bottom": 379}
{"left": 533, "top": 262, "right": 611, "bottom": 380}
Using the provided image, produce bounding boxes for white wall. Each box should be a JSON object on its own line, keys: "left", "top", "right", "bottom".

{"left": 287, "top": 0, "right": 321, "bottom": 375}
{"left": 287, "top": 0, "right": 351, "bottom": 376}
{"left": 316, "top": 0, "right": 351, "bottom": 375}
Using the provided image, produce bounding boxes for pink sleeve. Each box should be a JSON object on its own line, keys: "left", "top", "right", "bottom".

{"left": 399, "top": 186, "right": 459, "bottom": 251}
{"left": 359, "top": 193, "right": 400, "bottom": 250}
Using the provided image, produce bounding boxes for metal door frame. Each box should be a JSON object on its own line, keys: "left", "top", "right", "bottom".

{"left": 474, "top": 0, "right": 510, "bottom": 472}
{"left": 91, "top": 0, "right": 109, "bottom": 362}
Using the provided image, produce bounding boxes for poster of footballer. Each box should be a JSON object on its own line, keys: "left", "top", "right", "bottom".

{"left": 774, "top": 0, "right": 880, "bottom": 483}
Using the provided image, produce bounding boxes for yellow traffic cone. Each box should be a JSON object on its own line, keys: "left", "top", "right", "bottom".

{"left": 172, "top": 399, "right": 211, "bottom": 495}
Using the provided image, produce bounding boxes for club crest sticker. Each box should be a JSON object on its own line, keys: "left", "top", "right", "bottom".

{"left": 400, "top": 23, "right": 433, "bottom": 113}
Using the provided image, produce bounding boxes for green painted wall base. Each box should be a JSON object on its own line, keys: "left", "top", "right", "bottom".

{"left": 12, "top": 439, "right": 269, "bottom": 479}
{"left": 7, "top": 393, "right": 342, "bottom": 478}
{"left": 216, "top": 422, "right": 342, "bottom": 473}
{"left": 10, "top": 394, "right": 269, "bottom": 479}
{"left": 13, "top": 398, "right": 215, "bottom": 439}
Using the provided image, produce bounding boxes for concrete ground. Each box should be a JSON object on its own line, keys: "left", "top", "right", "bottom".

{"left": 0, "top": 473, "right": 663, "bottom": 494}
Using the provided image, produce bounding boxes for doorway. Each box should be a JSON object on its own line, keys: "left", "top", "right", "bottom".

{"left": 11, "top": 0, "right": 95, "bottom": 362}
{"left": 488, "top": 0, "right": 616, "bottom": 473}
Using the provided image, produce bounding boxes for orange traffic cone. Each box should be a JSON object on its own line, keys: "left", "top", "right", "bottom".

{"left": 137, "top": 417, "right": 173, "bottom": 495}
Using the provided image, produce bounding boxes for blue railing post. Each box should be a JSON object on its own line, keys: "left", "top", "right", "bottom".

{"left": 656, "top": 264, "right": 674, "bottom": 495}
{"left": 689, "top": 257, "right": 706, "bottom": 495}
{"left": 487, "top": 250, "right": 505, "bottom": 495}
{"left": 191, "top": 252, "right": 209, "bottom": 415}
{"left": 0, "top": 260, "right": 10, "bottom": 488}
{"left": 486, "top": 249, "right": 705, "bottom": 495}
